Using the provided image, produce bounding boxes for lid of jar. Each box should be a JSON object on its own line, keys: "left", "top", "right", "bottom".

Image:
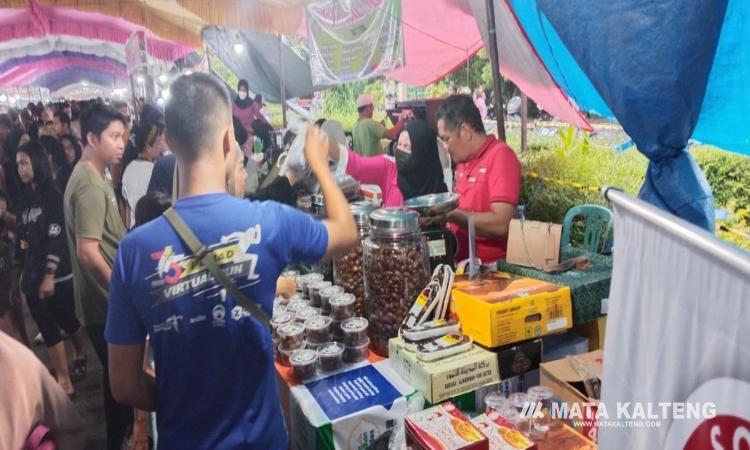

{"left": 330, "top": 293, "right": 356, "bottom": 307}
{"left": 305, "top": 315, "right": 332, "bottom": 330}
{"left": 318, "top": 341, "right": 345, "bottom": 356}
{"left": 321, "top": 285, "right": 344, "bottom": 297}
{"left": 341, "top": 316, "right": 368, "bottom": 332}
{"left": 290, "top": 348, "right": 318, "bottom": 365}
{"left": 350, "top": 202, "right": 376, "bottom": 226}
{"left": 286, "top": 299, "right": 310, "bottom": 312}
{"left": 278, "top": 322, "right": 305, "bottom": 336}
{"left": 295, "top": 306, "right": 321, "bottom": 321}
{"left": 369, "top": 207, "right": 420, "bottom": 236}
{"left": 271, "top": 312, "right": 294, "bottom": 327}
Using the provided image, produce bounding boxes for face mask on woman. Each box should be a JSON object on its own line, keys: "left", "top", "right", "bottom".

{"left": 238, "top": 91, "right": 248, "bottom": 100}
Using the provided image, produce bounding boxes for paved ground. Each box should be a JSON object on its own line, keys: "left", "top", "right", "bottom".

{"left": 24, "top": 309, "right": 107, "bottom": 449}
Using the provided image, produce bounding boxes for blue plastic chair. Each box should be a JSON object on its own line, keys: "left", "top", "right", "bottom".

{"left": 561, "top": 205, "right": 614, "bottom": 254}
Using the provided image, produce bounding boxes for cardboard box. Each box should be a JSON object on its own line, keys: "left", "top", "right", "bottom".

{"left": 389, "top": 338, "right": 500, "bottom": 404}
{"left": 539, "top": 350, "right": 603, "bottom": 442}
{"left": 571, "top": 317, "right": 607, "bottom": 352}
{"left": 405, "top": 402, "right": 488, "bottom": 450}
{"left": 471, "top": 413, "right": 536, "bottom": 450}
{"left": 451, "top": 272, "right": 573, "bottom": 348}
{"left": 288, "top": 360, "right": 417, "bottom": 450}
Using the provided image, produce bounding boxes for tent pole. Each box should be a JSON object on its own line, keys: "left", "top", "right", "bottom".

{"left": 485, "top": 0, "right": 506, "bottom": 141}
{"left": 279, "top": 35, "right": 288, "bottom": 129}
{"left": 521, "top": 92, "right": 528, "bottom": 153}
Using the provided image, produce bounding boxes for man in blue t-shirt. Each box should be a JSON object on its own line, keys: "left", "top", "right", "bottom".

{"left": 105, "top": 73, "right": 357, "bottom": 449}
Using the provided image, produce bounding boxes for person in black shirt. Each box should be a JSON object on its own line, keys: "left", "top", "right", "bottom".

{"left": 15, "top": 141, "right": 87, "bottom": 398}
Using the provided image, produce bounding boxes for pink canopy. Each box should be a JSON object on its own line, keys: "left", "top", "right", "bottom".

{"left": 0, "top": 0, "right": 192, "bottom": 62}
{"left": 0, "top": 55, "right": 126, "bottom": 87}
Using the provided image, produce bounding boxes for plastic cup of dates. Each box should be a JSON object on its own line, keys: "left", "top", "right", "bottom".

{"left": 343, "top": 336, "right": 370, "bottom": 363}
{"left": 304, "top": 315, "right": 332, "bottom": 344}
{"left": 320, "top": 285, "right": 344, "bottom": 313}
{"left": 317, "top": 341, "right": 345, "bottom": 372}
{"left": 278, "top": 340, "right": 306, "bottom": 367}
{"left": 330, "top": 293, "right": 356, "bottom": 321}
{"left": 277, "top": 322, "right": 305, "bottom": 349}
{"left": 295, "top": 306, "right": 321, "bottom": 323}
{"left": 341, "top": 316, "right": 369, "bottom": 346}
{"left": 270, "top": 312, "right": 294, "bottom": 338}
{"left": 290, "top": 348, "right": 319, "bottom": 380}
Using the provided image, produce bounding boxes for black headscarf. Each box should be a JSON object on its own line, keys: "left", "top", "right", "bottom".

{"left": 395, "top": 120, "right": 447, "bottom": 200}
{"left": 234, "top": 79, "right": 252, "bottom": 109}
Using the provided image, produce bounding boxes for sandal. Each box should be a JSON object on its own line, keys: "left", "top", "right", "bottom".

{"left": 70, "top": 357, "right": 88, "bottom": 383}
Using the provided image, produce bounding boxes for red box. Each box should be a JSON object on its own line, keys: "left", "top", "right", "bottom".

{"left": 405, "top": 402, "right": 488, "bottom": 450}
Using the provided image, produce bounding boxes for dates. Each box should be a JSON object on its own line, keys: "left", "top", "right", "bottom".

{"left": 333, "top": 243, "right": 366, "bottom": 316}
{"left": 317, "top": 342, "right": 344, "bottom": 372}
{"left": 290, "top": 349, "right": 318, "bottom": 380}
{"left": 363, "top": 239, "right": 430, "bottom": 356}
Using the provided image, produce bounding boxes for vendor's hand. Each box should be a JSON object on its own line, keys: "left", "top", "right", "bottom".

{"left": 39, "top": 275, "right": 55, "bottom": 299}
{"left": 275, "top": 275, "right": 297, "bottom": 299}
{"left": 304, "top": 127, "right": 330, "bottom": 176}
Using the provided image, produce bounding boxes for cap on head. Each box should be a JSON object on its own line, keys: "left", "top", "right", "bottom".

{"left": 356, "top": 94, "right": 374, "bottom": 109}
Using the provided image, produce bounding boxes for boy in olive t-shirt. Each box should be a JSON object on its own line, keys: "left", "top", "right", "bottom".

{"left": 63, "top": 103, "right": 131, "bottom": 450}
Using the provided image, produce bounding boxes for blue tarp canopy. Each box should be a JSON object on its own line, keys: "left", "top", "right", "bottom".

{"left": 507, "top": 0, "right": 749, "bottom": 230}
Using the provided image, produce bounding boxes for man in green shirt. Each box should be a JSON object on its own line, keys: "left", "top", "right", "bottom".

{"left": 63, "top": 103, "right": 131, "bottom": 450}
{"left": 351, "top": 93, "right": 410, "bottom": 156}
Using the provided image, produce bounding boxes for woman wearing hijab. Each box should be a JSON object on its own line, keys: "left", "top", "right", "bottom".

{"left": 232, "top": 79, "right": 254, "bottom": 133}
{"left": 326, "top": 119, "right": 447, "bottom": 207}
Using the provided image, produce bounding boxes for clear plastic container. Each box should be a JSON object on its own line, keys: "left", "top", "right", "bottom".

{"left": 278, "top": 340, "right": 306, "bottom": 367}
{"left": 341, "top": 316, "right": 369, "bottom": 346}
{"left": 334, "top": 202, "right": 374, "bottom": 317}
{"left": 308, "top": 280, "right": 332, "bottom": 307}
{"left": 304, "top": 315, "right": 332, "bottom": 344}
{"left": 363, "top": 208, "right": 430, "bottom": 356}
{"left": 270, "top": 312, "right": 294, "bottom": 339}
{"left": 331, "top": 319, "right": 344, "bottom": 342}
{"left": 343, "top": 336, "right": 370, "bottom": 363}
{"left": 527, "top": 386, "right": 554, "bottom": 434}
{"left": 290, "top": 348, "right": 319, "bottom": 380}
{"left": 330, "top": 293, "right": 356, "bottom": 320}
{"left": 319, "top": 285, "right": 344, "bottom": 314}
{"left": 295, "top": 306, "right": 321, "bottom": 323}
{"left": 299, "top": 273, "right": 324, "bottom": 296}
{"left": 317, "top": 341, "right": 345, "bottom": 372}
{"left": 484, "top": 391, "right": 510, "bottom": 414}
{"left": 277, "top": 322, "right": 305, "bottom": 349}
{"left": 286, "top": 298, "right": 310, "bottom": 314}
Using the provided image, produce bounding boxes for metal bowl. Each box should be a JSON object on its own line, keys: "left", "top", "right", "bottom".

{"left": 403, "top": 192, "right": 459, "bottom": 217}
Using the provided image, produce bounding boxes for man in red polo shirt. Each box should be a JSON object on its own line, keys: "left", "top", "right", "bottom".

{"left": 436, "top": 95, "right": 521, "bottom": 263}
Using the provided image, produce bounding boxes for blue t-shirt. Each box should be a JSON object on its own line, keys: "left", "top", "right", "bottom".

{"left": 105, "top": 193, "right": 328, "bottom": 449}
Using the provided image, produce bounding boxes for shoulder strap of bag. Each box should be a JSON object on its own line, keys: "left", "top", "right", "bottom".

{"left": 162, "top": 207, "right": 270, "bottom": 328}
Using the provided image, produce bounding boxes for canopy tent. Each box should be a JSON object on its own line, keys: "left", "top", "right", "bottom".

{"left": 0, "top": 0, "right": 192, "bottom": 93}
{"left": 202, "top": 26, "right": 313, "bottom": 103}
{"left": 509, "top": 0, "right": 749, "bottom": 158}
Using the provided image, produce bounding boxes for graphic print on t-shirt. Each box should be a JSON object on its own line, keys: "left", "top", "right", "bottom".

{"left": 147, "top": 224, "right": 263, "bottom": 304}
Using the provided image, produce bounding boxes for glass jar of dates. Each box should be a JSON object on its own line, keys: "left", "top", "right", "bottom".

{"left": 363, "top": 207, "right": 430, "bottom": 356}
{"left": 333, "top": 202, "right": 375, "bottom": 316}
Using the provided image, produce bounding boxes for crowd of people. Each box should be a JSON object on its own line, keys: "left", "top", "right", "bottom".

{"left": 0, "top": 73, "right": 521, "bottom": 449}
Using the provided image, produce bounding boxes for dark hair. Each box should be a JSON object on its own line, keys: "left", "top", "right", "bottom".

{"left": 53, "top": 110, "right": 71, "bottom": 128}
{"left": 254, "top": 94, "right": 263, "bottom": 104}
{"left": 38, "top": 135, "right": 65, "bottom": 170}
{"left": 17, "top": 141, "right": 54, "bottom": 191}
{"left": 165, "top": 73, "right": 231, "bottom": 161}
{"left": 314, "top": 118, "right": 326, "bottom": 128}
{"left": 233, "top": 116, "right": 248, "bottom": 147}
{"left": 134, "top": 191, "right": 171, "bottom": 227}
{"left": 135, "top": 121, "right": 165, "bottom": 155}
{"left": 27, "top": 122, "right": 39, "bottom": 141}
{"left": 80, "top": 103, "right": 126, "bottom": 146}
{"left": 58, "top": 134, "right": 82, "bottom": 165}
{"left": 237, "top": 79, "right": 249, "bottom": 91}
{"left": 357, "top": 105, "right": 369, "bottom": 114}
{"left": 435, "top": 94, "right": 485, "bottom": 134}
{"left": 0, "top": 114, "right": 12, "bottom": 129}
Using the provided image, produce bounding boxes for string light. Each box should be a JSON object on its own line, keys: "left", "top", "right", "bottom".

{"left": 233, "top": 43, "right": 244, "bottom": 54}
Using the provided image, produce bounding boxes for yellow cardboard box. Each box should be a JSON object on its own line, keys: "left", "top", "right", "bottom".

{"left": 388, "top": 338, "right": 500, "bottom": 404}
{"left": 451, "top": 271, "right": 573, "bottom": 348}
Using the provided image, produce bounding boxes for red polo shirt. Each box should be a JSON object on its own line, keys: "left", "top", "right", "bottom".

{"left": 449, "top": 135, "right": 521, "bottom": 263}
